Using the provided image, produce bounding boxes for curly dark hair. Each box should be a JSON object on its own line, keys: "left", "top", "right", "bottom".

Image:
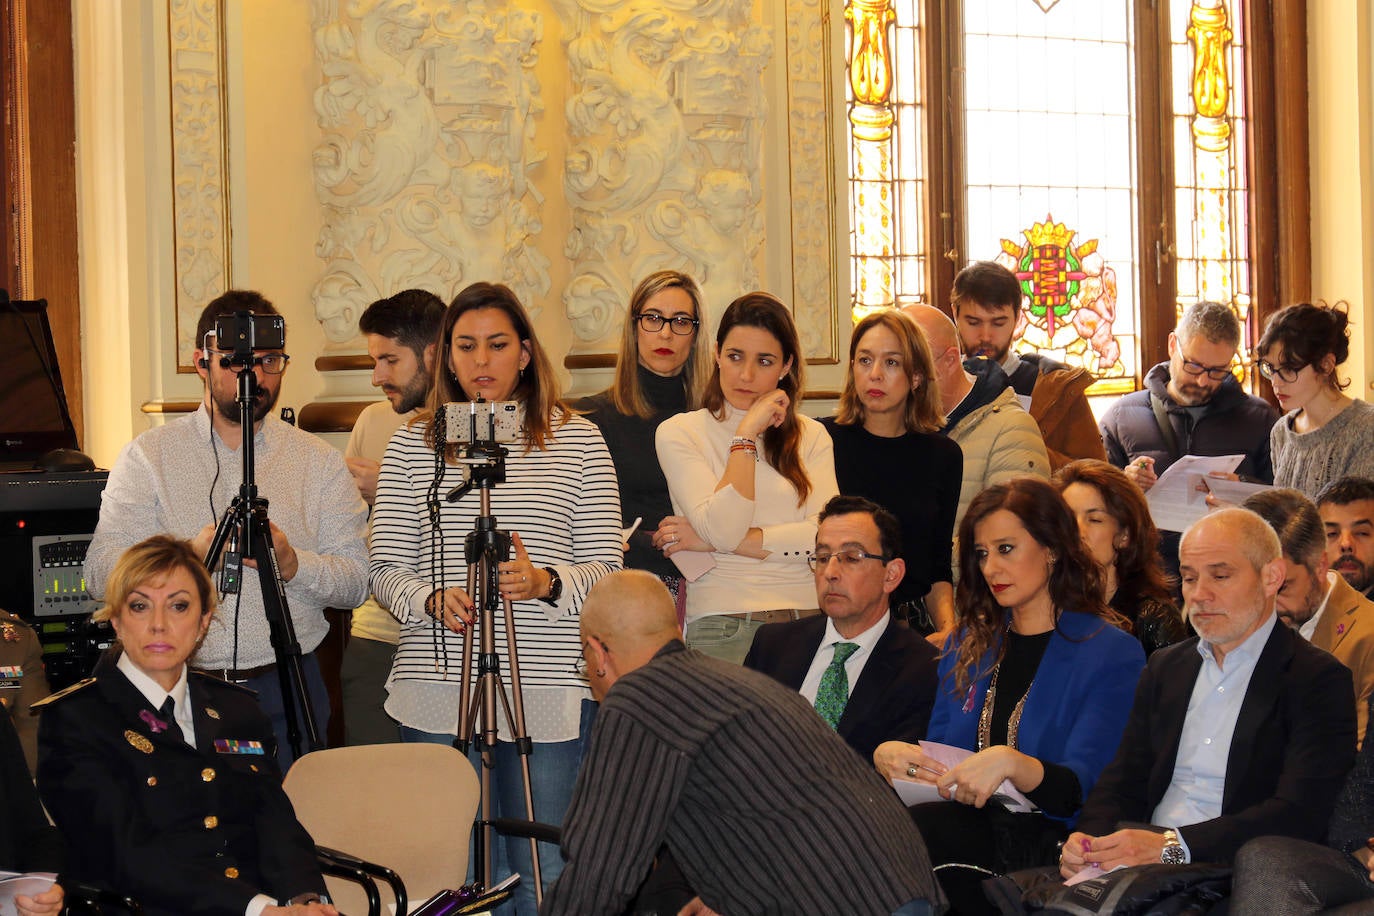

{"left": 950, "top": 477, "right": 1125, "bottom": 696}
{"left": 1257, "top": 301, "right": 1352, "bottom": 392}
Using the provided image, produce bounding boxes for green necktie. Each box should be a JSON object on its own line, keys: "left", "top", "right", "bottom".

{"left": 814, "top": 642, "right": 860, "bottom": 730}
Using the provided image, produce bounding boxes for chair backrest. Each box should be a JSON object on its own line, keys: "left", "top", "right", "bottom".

{"left": 284, "top": 743, "right": 479, "bottom": 914}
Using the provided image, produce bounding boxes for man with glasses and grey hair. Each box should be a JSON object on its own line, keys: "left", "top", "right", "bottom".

{"left": 1099, "top": 301, "right": 1278, "bottom": 586}
{"left": 1100, "top": 300, "right": 1277, "bottom": 493}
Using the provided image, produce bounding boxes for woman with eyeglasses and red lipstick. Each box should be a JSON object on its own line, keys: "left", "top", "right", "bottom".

{"left": 577, "top": 271, "right": 713, "bottom": 618}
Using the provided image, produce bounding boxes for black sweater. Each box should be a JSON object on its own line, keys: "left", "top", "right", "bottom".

{"left": 577, "top": 367, "right": 689, "bottom": 578}
{"left": 819, "top": 418, "right": 963, "bottom": 607}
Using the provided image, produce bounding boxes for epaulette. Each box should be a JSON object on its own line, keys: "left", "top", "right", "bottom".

{"left": 189, "top": 670, "right": 260, "bottom": 697}
{"left": 30, "top": 677, "right": 95, "bottom": 709}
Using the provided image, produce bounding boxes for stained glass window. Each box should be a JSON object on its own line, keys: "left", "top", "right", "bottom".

{"left": 1170, "top": 0, "right": 1252, "bottom": 358}
{"left": 965, "top": 1, "right": 1138, "bottom": 392}
{"left": 846, "top": 0, "right": 927, "bottom": 319}
{"left": 845, "top": 0, "right": 1256, "bottom": 395}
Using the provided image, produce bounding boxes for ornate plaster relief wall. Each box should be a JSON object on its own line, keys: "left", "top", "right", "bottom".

{"left": 311, "top": 0, "right": 552, "bottom": 350}
{"left": 555, "top": 0, "right": 770, "bottom": 352}
{"left": 169, "top": 0, "right": 233, "bottom": 370}
{"left": 308, "top": 0, "right": 842, "bottom": 393}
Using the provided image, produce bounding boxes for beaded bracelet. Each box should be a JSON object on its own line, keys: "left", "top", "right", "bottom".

{"left": 729, "top": 436, "right": 758, "bottom": 461}
{"left": 424, "top": 588, "right": 444, "bottom": 619}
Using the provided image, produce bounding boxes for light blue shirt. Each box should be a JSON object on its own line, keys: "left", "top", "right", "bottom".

{"left": 1153, "top": 613, "right": 1279, "bottom": 861}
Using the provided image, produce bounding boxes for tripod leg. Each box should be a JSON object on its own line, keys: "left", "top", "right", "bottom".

{"left": 455, "top": 562, "right": 478, "bottom": 754}
{"left": 497, "top": 593, "right": 544, "bottom": 906}
{"left": 247, "top": 506, "right": 320, "bottom": 760}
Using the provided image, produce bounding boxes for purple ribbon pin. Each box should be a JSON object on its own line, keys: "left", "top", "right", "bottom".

{"left": 1337, "top": 623, "right": 1347, "bottom": 637}
{"left": 139, "top": 709, "right": 168, "bottom": 734}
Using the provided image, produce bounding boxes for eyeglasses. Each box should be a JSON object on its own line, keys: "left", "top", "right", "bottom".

{"left": 807, "top": 549, "right": 890, "bottom": 572}
{"left": 212, "top": 350, "right": 291, "bottom": 375}
{"left": 1177, "top": 353, "right": 1233, "bottom": 381}
{"left": 1256, "top": 360, "right": 1307, "bottom": 383}
{"left": 572, "top": 640, "right": 592, "bottom": 679}
{"left": 634, "top": 312, "right": 700, "bottom": 336}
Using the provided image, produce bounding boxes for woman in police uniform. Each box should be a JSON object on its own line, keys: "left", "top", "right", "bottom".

{"left": 35, "top": 535, "right": 335, "bottom": 916}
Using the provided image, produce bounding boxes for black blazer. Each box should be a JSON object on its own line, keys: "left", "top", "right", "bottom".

{"left": 1077, "top": 621, "right": 1356, "bottom": 863}
{"left": 35, "top": 652, "right": 325, "bottom": 916}
{"left": 743, "top": 615, "right": 939, "bottom": 761}
{"left": 0, "top": 708, "right": 61, "bottom": 873}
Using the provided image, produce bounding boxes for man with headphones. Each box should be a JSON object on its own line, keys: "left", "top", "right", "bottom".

{"left": 83, "top": 290, "right": 369, "bottom": 767}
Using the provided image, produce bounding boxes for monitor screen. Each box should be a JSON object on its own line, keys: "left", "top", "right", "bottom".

{"left": 0, "top": 299, "right": 78, "bottom": 462}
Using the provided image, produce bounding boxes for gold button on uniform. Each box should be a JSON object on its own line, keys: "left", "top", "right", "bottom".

{"left": 204, "top": 815, "right": 219, "bottom": 829}
{"left": 201, "top": 768, "right": 216, "bottom": 782}
{"left": 224, "top": 867, "right": 239, "bottom": 879}
{"left": 145, "top": 776, "right": 157, "bottom": 786}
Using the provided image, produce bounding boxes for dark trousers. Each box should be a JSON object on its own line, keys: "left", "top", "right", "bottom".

{"left": 1232, "top": 836, "right": 1374, "bottom": 915}
{"left": 243, "top": 652, "right": 330, "bottom": 770}
{"left": 910, "top": 800, "right": 1066, "bottom": 915}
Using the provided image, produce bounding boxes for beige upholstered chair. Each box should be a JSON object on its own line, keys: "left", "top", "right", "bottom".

{"left": 284, "top": 743, "right": 479, "bottom": 915}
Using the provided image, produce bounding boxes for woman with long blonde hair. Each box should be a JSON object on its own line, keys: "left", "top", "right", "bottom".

{"left": 821, "top": 309, "right": 962, "bottom": 633}
{"left": 577, "top": 271, "right": 711, "bottom": 615}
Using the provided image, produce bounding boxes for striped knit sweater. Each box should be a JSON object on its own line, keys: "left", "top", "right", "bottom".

{"left": 369, "top": 414, "right": 621, "bottom": 737}
{"left": 545, "top": 641, "right": 942, "bottom": 915}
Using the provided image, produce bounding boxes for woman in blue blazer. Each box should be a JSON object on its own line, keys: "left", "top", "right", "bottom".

{"left": 875, "top": 478, "right": 1145, "bottom": 914}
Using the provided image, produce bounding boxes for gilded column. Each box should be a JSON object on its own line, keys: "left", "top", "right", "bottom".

{"left": 845, "top": 0, "right": 896, "bottom": 317}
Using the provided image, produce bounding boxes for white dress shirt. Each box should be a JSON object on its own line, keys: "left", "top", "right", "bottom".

{"left": 799, "top": 612, "right": 891, "bottom": 704}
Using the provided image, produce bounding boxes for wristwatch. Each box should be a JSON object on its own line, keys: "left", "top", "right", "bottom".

{"left": 1160, "top": 828, "right": 1186, "bottom": 865}
{"left": 540, "top": 566, "right": 563, "bottom": 606}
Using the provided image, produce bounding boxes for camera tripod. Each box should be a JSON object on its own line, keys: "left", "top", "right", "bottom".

{"left": 441, "top": 408, "right": 543, "bottom": 906}
{"left": 202, "top": 334, "right": 319, "bottom": 762}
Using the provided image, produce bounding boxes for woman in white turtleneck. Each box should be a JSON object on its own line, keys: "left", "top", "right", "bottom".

{"left": 654, "top": 292, "right": 838, "bottom": 664}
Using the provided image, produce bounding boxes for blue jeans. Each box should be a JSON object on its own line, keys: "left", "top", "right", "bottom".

{"left": 242, "top": 652, "right": 330, "bottom": 770}
{"left": 400, "top": 698, "right": 598, "bottom": 914}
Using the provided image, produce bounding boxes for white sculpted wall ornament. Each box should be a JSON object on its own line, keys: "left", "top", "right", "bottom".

{"left": 169, "top": 0, "right": 232, "bottom": 370}
{"left": 311, "top": 0, "right": 550, "bottom": 348}
{"left": 556, "top": 0, "right": 772, "bottom": 352}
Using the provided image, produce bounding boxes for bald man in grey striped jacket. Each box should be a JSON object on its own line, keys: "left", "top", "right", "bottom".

{"left": 544, "top": 570, "right": 943, "bottom": 916}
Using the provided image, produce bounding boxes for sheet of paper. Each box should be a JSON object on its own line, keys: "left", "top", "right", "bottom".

{"left": 885, "top": 741, "right": 1040, "bottom": 813}
{"left": 1145, "top": 454, "right": 1245, "bottom": 532}
{"left": 1064, "top": 863, "right": 1127, "bottom": 886}
{"left": 0, "top": 872, "right": 57, "bottom": 915}
{"left": 670, "top": 549, "right": 716, "bottom": 582}
{"left": 1198, "top": 476, "right": 1273, "bottom": 508}
{"left": 890, "top": 777, "right": 946, "bottom": 807}
{"left": 621, "top": 516, "right": 643, "bottom": 551}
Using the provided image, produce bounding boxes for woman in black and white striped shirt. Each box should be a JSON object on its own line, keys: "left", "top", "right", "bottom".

{"left": 369, "top": 282, "right": 621, "bottom": 908}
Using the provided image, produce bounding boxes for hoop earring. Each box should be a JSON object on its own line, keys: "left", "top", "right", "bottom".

{"left": 595, "top": 668, "right": 606, "bottom": 678}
